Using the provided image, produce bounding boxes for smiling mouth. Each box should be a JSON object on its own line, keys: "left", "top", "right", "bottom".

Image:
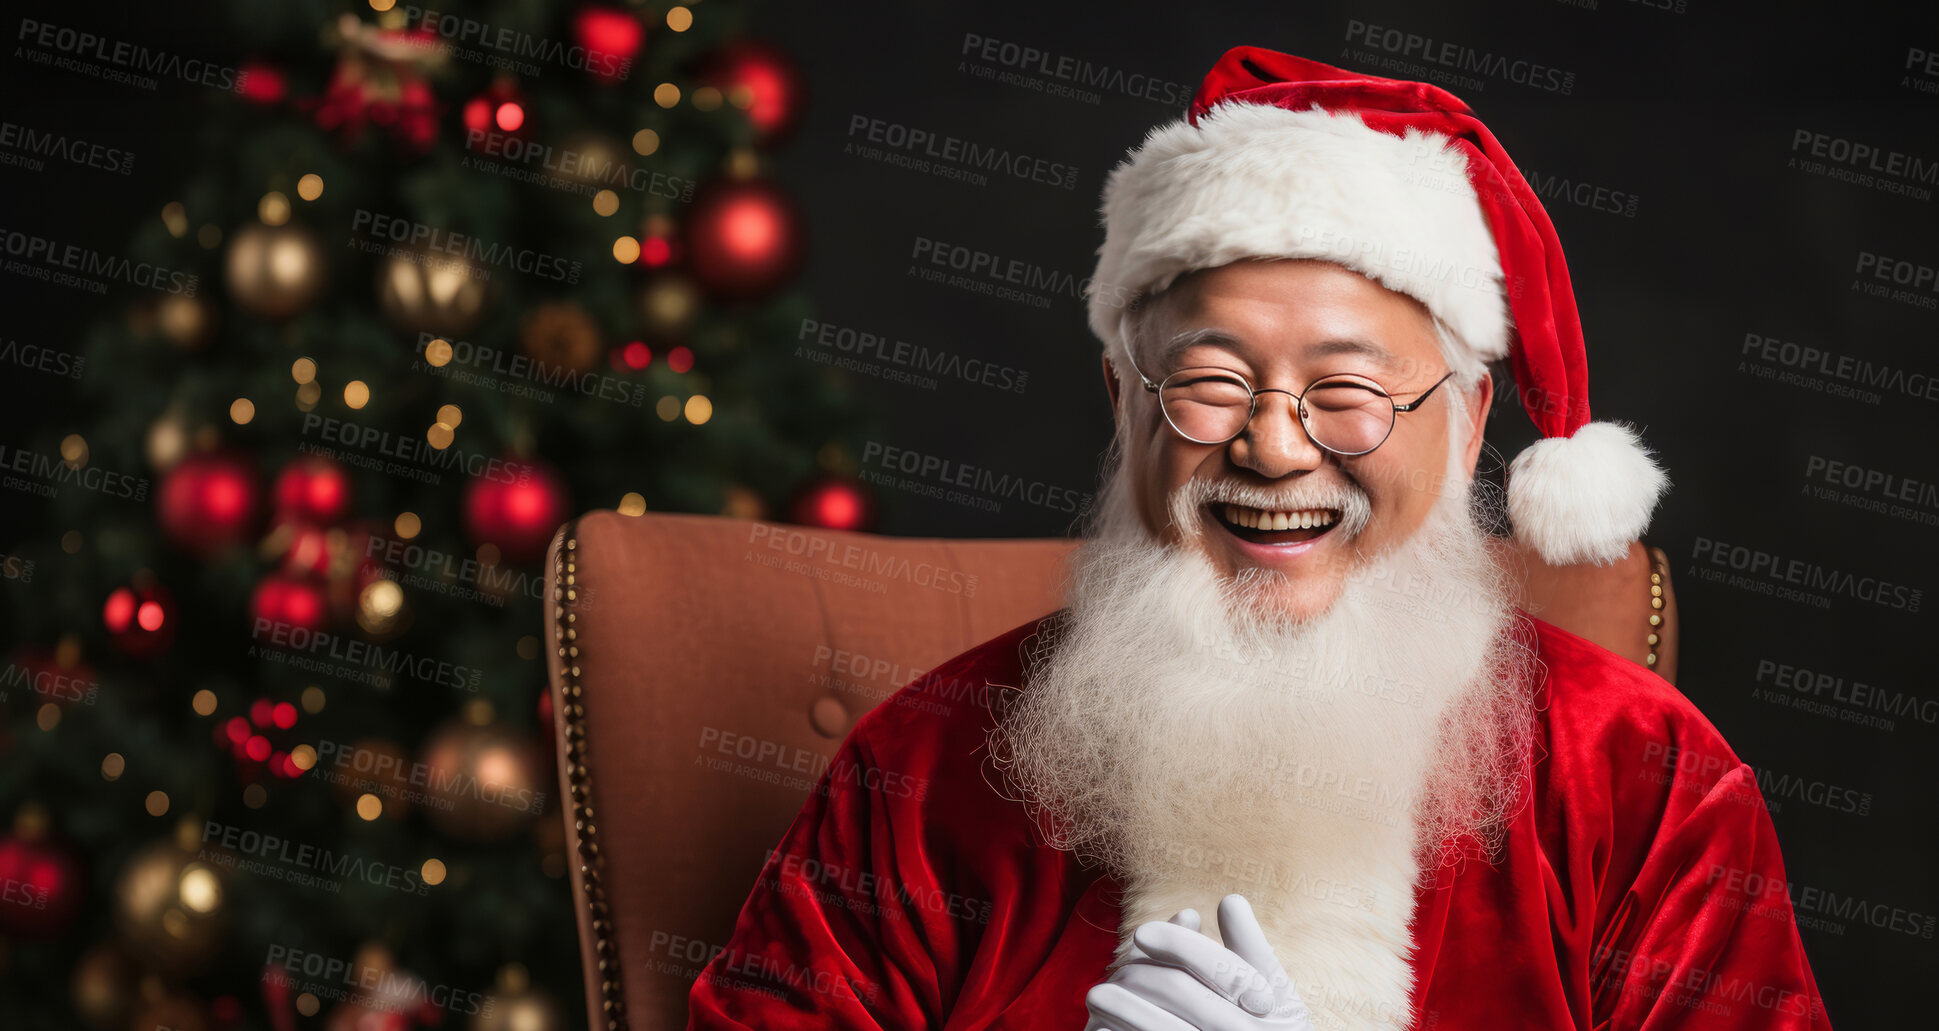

{"left": 1209, "top": 503, "right": 1341, "bottom": 545}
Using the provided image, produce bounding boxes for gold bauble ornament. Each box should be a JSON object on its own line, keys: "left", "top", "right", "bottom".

{"left": 641, "top": 274, "right": 700, "bottom": 336}
{"left": 419, "top": 721, "right": 546, "bottom": 842}
{"left": 518, "top": 301, "right": 602, "bottom": 374}
{"left": 470, "top": 969, "right": 565, "bottom": 1031}
{"left": 377, "top": 247, "right": 489, "bottom": 336}
{"left": 225, "top": 222, "right": 326, "bottom": 319}
{"left": 558, "top": 133, "right": 630, "bottom": 189}
{"left": 111, "top": 839, "right": 230, "bottom": 975}
{"left": 156, "top": 293, "right": 217, "bottom": 349}
{"left": 69, "top": 942, "right": 139, "bottom": 1030}
{"left": 721, "top": 485, "right": 766, "bottom": 520}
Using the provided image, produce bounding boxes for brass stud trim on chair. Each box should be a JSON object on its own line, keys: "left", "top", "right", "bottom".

{"left": 552, "top": 527, "right": 630, "bottom": 1031}
{"left": 1645, "top": 553, "right": 1667, "bottom": 671}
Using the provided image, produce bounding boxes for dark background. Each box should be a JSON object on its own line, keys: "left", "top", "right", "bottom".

{"left": 6, "top": 0, "right": 1935, "bottom": 1027}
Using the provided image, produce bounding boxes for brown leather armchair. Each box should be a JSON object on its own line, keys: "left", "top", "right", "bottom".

{"left": 540, "top": 512, "right": 1678, "bottom": 1030}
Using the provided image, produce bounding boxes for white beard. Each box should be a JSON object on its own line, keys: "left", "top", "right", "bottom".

{"left": 989, "top": 444, "right": 1537, "bottom": 1031}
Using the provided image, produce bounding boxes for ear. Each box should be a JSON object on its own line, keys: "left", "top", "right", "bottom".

{"left": 1102, "top": 351, "right": 1123, "bottom": 420}
{"left": 1460, "top": 371, "right": 1493, "bottom": 472}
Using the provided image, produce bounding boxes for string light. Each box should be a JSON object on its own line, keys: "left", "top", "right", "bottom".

{"left": 297, "top": 173, "right": 325, "bottom": 201}
{"left": 667, "top": 7, "right": 693, "bottom": 31}
{"left": 259, "top": 191, "right": 291, "bottom": 226}
{"left": 593, "top": 189, "right": 619, "bottom": 216}
{"left": 632, "top": 128, "right": 660, "bottom": 156}
{"left": 654, "top": 83, "right": 681, "bottom": 109}
{"left": 344, "top": 380, "right": 370, "bottom": 409}
{"left": 230, "top": 398, "right": 255, "bottom": 424}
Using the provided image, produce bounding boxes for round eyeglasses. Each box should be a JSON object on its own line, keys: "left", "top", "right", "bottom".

{"left": 1122, "top": 336, "right": 1455, "bottom": 456}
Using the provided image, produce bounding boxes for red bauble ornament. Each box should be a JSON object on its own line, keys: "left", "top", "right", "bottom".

{"left": 157, "top": 452, "right": 260, "bottom": 557}
{"left": 463, "top": 460, "right": 569, "bottom": 563}
{"left": 273, "top": 455, "right": 351, "bottom": 525}
{"left": 238, "top": 61, "right": 288, "bottom": 105}
{"left": 702, "top": 40, "right": 806, "bottom": 144}
{"left": 463, "top": 78, "right": 528, "bottom": 137}
{"left": 0, "top": 830, "right": 85, "bottom": 938}
{"left": 312, "top": 22, "right": 443, "bottom": 152}
{"left": 102, "top": 578, "right": 176, "bottom": 658}
{"left": 685, "top": 179, "right": 804, "bottom": 302}
{"left": 790, "top": 475, "right": 874, "bottom": 532}
{"left": 572, "top": 7, "right": 644, "bottom": 83}
{"left": 249, "top": 575, "right": 329, "bottom": 636}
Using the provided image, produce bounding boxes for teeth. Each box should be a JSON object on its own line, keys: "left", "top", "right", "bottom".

{"left": 1218, "top": 504, "right": 1338, "bottom": 532}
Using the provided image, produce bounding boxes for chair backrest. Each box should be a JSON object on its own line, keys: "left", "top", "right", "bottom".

{"left": 542, "top": 511, "right": 1679, "bottom": 1030}
{"left": 543, "top": 511, "right": 1076, "bottom": 1030}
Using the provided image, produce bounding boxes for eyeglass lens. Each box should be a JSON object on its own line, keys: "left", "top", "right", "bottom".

{"left": 1160, "top": 371, "right": 1396, "bottom": 452}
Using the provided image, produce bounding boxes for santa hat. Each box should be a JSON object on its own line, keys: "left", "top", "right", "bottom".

{"left": 1086, "top": 46, "right": 1667, "bottom": 567}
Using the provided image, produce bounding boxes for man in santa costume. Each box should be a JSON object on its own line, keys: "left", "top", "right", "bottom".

{"left": 687, "top": 46, "right": 1831, "bottom": 1031}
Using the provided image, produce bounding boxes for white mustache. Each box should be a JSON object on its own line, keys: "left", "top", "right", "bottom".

{"left": 1167, "top": 477, "right": 1375, "bottom": 538}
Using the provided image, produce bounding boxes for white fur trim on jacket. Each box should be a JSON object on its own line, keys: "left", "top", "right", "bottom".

{"left": 1086, "top": 101, "right": 1510, "bottom": 381}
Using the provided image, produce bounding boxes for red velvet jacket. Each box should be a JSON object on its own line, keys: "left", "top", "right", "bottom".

{"left": 687, "top": 613, "right": 1832, "bottom": 1030}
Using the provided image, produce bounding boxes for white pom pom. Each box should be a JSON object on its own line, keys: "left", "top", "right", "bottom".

{"left": 1507, "top": 422, "right": 1669, "bottom": 567}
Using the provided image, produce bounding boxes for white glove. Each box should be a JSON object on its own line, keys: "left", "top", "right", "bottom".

{"left": 1083, "top": 894, "right": 1313, "bottom": 1031}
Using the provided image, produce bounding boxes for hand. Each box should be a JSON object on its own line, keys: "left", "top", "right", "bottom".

{"left": 1083, "top": 894, "right": 1312, "bottom": 1031}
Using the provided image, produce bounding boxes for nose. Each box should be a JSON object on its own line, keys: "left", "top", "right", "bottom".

{"left": 1227, "top": 389, "right": 1326, "bottom": 478}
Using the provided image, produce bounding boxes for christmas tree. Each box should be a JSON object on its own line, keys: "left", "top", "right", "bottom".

{"left": 1, "top": 2, "right": 862, "bottom": 1026}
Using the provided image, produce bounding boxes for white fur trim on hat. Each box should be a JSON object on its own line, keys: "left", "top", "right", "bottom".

{"left": 1507, "top": 422, "right": 1669, "bottom": 566}
{"left": 1087, "top": 101, "right": 1510, "bottom": 380}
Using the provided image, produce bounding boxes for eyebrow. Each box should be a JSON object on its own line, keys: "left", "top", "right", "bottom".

{"left": 1156, "top": 327, "right": 1398, "bottom": 371}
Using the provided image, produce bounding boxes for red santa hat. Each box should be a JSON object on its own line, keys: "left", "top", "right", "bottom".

{"left": 1087, "top": 46, "right": 1667, "bottom": 566}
